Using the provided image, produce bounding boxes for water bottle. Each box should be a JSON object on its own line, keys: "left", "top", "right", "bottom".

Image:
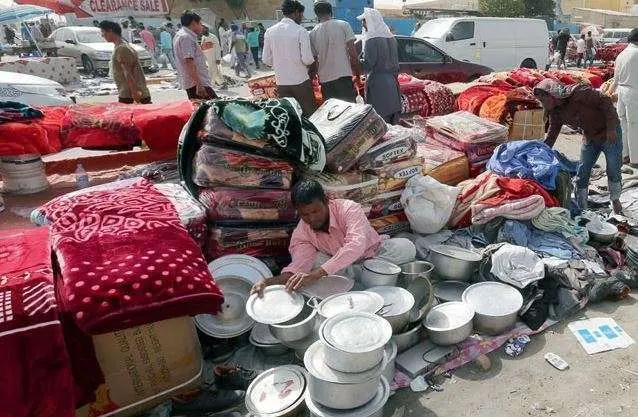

{"left": 75, "top": 163, "right": 90, "bottom": 189}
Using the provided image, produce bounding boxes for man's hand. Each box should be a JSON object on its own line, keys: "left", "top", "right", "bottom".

{"left": 250, "top": 279, "right": 267, "bottom": 298}
{"left": 285, "top": 268, "right": 327, "bottom": 292}
{"left": 195, "top": 84, "right": 206, "bottom": 98}
{"left": 607, "top": 128, "right": 617, "bottom": 144}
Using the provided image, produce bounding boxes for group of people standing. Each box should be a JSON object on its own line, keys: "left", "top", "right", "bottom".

{"left": 262, "top": 0, "right": 401, "bottom": 121}
{"left": 549, "top": 28, "right": 596, "bottom": 69}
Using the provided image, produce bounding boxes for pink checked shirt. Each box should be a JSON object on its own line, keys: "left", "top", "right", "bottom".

{"left": 282, "top": 199, "right": 386, "bottom": 275}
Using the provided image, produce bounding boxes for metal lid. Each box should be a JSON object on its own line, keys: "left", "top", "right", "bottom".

{"left": 304, "top": 341, "right": 387, "bottom": 384}
{"left": 250, "top": 323, "right": 280, "bottom": 345}
{"left": 320, "top": 312, "right": 392, "bottom": 353}
{"left": 462, "top": 282, "right": 523, "bottom": 317}
{"left": 430, "top": 244, "right": 482, "bottom": 262}
{"left": 209, "top": 254, "right": 273, "bottom": 284}
{"left": 363, "top": 258, "right": 401, "bottom": 275}
{"left": 245, "top": 365, "right": 308, "bottom": 416}
{"left": 246, "top": 285, "right": 305, "bottom": 325}
{"left": 424, "top": 301, "right": 474, "bottom": 331}
{"left": 317, "top": 291, "right": 384, "bottom": 318}
{"left": 304, "top": 376, "right": 390, "bottom": 417}
{"left": 434, "top": 281, "right": 470, "bottom": 303}
{"left": 367, "top": 286, "right": 415, "bottom": 317}
{"left": 300, "top": 275, "right": 355, "bottom": 300}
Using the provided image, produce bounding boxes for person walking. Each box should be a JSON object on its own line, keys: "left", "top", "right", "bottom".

{"left": 121, "top": 21, "right": 133, "bottom": 42}
{"left": 262, "top": 0, "right": 316, "bottom": 116}
{"left": 534, "top": 79, "right": 622, "bottom": 213}
{"left": 257, "top": 23, "right": 265, "bottom": 58}
{"left": 159, "top": 25, "right": 177, "bottom": 70}
{"left": 614, "top": 28, "right": 638, "bottom": 165}
{"left": 309, "top": 1, "right": 360, "bottom": 102}
{"left": 201, "top": 26, "right": 225, "bottom": 86}
{"left": 173, "top": 10, "right": 217, "bottom": 100}
{"left": 576, "top": 34, "right": 586, "bottom": 68}
{"left": 99, "top": 21, "right": 151, "bottom": 104}
{"left": 246, "top": 27, "right": 260, "bottom": 69}
{"left": 219, "top": 21, "right": 232, "bottom": 56}
{"left": 555, "top": 28, "right": 570, "bottom": 69}
{"left": 585, "top": 31, "right": 595, "bottom": 67}
{"left": 231, "top": 24, "right": 251, "bottom": 78}
{"left": 357, "top": 8, "right": 401, "bottom": 123}
{"left": 139, "top": 25, "right": 157, "bottom": 57}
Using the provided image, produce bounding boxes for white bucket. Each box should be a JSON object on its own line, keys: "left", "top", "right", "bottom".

{"left": 0, "top": 154, "right": 49, "bottom": 195}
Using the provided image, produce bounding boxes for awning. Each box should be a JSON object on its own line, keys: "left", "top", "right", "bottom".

{"left": 0, "top": 4, "right": 52, "bottom": 23}
{"left": 14, "top": 0, "right": 91, "bottom": 18}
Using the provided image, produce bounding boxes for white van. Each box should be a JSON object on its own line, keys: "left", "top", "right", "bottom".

{"left": 414, "top": 17, "right": 549, "bottom": 71}
{"left": 601, "top": 28, "right": 632, "bottom": 44}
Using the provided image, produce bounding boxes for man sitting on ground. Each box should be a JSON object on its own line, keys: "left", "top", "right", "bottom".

{"left": 251, "top": 179, "right": 416, "bottom": 295}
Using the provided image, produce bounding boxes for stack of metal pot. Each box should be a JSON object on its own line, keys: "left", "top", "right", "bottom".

{"left": 303, "top": 311, "right": 392, "bottom": 417}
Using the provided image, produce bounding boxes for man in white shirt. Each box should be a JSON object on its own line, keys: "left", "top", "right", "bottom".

{"left": 576, "top": 33, "right": 586, "bottom": 67}
{"left": 614, "top": 28, "right": 638, "bottom": 165}
{"left": 310, "top": 1, "right": 361, "bottom": 102}
{"left": 262, "top": 0, "right": 317, "bottom": 116}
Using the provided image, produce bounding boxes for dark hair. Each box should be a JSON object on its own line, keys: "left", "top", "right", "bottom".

{"left": 581, "top": 34, "right": 585, "bottom": 39}
{"left": 629, "top": 28, "right": 638, "bottom": 43}
{"left": 166, "top": 23, "right": 173, "bottom": 28}
{"left": 291, "top": 180, "right": 326, "bottom": 206}
{"left": 122, "top": 20, "right": 129, "bottom": 28}
{"left": 99, "top": 20, "right": 122, "bottom": 37}
{"left": 181, "top": 10, "right": 201, "bottom": 27}
{"left": 314, "top": 1, "right": 332, "bottom": 17}
{"left": 587, "top": 31, "right": 592, "bottom": 35}
{"left": 282, "top": 0, "right": 303, "bottom": 16}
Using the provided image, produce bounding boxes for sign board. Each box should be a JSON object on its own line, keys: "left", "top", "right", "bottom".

{"left": 79, "top": 0, "right": 170, "bottom": 17}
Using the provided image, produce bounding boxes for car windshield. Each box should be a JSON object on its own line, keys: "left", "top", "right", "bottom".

{"left": 415, "top": 20, "right": 451, "bottom": 39}
{"left": 76, "top": 30, "right": 104, "bottom": 43}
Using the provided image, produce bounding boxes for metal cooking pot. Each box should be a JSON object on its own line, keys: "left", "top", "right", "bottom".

{"left": 399, "top": 261, "right": 434, "bottom": 288}
{"left": 382, "top": 341, "right": 397, "bottom": 384}
{"left": 462, "top": 282, "right": 523, "bottom": 336}
{"left": 429, "top": 245, "right": 482, "bottom": 282}
{"left": 305, "top": 377, "right": 390, "bottom": 417}
{"left": 269, "top": 303, "right": 317, "bottom": 343}
{"left": 424, "top": 302, "right": 474, "bottom": 346}
{"left": 360, "top": 258, "right": 401, "bottom": 289}
{"left": 586, "top": 221, "right": 618, "bottom": 244}
{"left": 391, "top": 321, "right": 423, "bottom": 353}
{"left": 319, "top": 312, "right": 392, "bottom": 373}
{"left": 246, "top": 365, "right": 308, "bottom": 417}
{"left": 368, "top": 286, "right": 415, "bottom": 334}
{"left": 311, "top": 291, "right": 385, "bottom": 324}
{"left": 304, "top": 341, "right": 386, "bottom": 410}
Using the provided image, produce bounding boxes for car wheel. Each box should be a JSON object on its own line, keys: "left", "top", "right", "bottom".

{"left": 81, "top": 54, "right": 95, "bottom": 75}
{"left": 520, "top": 58, "right": 537, "bottom": 69}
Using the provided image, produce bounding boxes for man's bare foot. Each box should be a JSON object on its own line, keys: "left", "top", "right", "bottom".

{"left": 612, "top": 200, "right": 623, "bottom": 214}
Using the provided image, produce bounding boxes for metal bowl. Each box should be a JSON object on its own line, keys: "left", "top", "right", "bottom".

{"left": 433, "top": 280, "right": 470, "bottom": 303}
{"left": 269, "top": 303, "right": 317, "bottom": 343}
{"left": 586, "top": 221, "right": 618, "bottom": 244}
{"left": 462, "top": 282, "right": 523, "bottom": 336}
{"left": 429, "top": 245, "right": 482, "bottom": 282}
{"left": 391, "top": 321, "right": 423, "bottom": 353}
{"left": 423, "top": 301, "right": 474, "bottom": 346}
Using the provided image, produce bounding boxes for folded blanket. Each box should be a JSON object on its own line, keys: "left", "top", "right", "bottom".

{"left": 472, "top": 195, "right": 546, "bottom": 225}
{"left": 0, "top": 227, "right": 75, "bottom": 417}
{"left": 50, "top": 179, "right": 223, "bottom": 334}
{"left": 532, "top": 207, "right": 589, "bottom": 245}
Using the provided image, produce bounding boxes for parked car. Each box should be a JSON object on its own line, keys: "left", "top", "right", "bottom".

{"left": 0, "top": 70, "right": 73, "bottom": 106}
{"left": 49, "top": 26, "right": 154, "bottom": 76}
{"left": 601, "top": 28, "right": 633, "bottom": 45}
{"left": 414, "top": 17, "right": 549, "bottom": 71}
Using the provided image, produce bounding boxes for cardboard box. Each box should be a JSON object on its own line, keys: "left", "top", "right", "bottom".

{"left": 509, "top": 109, "right": 545, "bottom": 141}
{"left": 76, "top": 316, "right": 203, "bottom": 417}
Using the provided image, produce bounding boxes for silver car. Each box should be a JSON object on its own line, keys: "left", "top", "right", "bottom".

{"left": 49, "top": 26, "right": 154, "bottom": 76}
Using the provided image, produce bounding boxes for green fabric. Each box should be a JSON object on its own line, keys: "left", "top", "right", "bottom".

{"left": 532, "top": 207, "right": 589, "bottom": 245}
{"left": 222, "top": 103, "right": 266, "bottom": 139}
{"left": 246, "top": 31, "right": 259, "bottom": 48}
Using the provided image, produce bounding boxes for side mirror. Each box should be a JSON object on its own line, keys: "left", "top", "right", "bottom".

{"left": 445, "top": 33, "right": 454, "bottom": 42}
{"left": 65, "top": 39, "right": 76, "bottom": 44}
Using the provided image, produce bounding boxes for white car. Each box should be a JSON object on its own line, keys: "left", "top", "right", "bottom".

{"left": 49, "top": 26, "right": 154, "bottom": 76}
{"left": 0, "top": 71, "right": 73, "bottom": 106}
{"left": 601, "top": 28, "right": 633, "bottom": 45}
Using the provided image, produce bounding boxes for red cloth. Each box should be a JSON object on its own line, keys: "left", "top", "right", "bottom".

{"left": 131, "top": 100, "right": 194, "bottom": 151}
{"left": 48, "top": 179, "right": 223, "bottom": 334}
{"left": 479, "top": 176, "right": 559, "bottom": 207}
{"left": 0, "top": 227, "right": 75, "bottom": 417}
{"left": 422, "top": 80, "right": 456, "bottom": 116}
{"left": 0, "top": 105, "right": 66, "bottom": 155}
{"left": 456, "top": 84, "right": 515, "bottom": 115}
{"left": 61, "top": 104, "right": 141, "bottom": 149}
{"left": 509, "top": 68, "right": 545, "bottom": 88}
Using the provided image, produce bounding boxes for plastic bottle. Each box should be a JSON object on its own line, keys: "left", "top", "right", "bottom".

{"left": 75, "top": 163, "right": 90, "bottom": 189}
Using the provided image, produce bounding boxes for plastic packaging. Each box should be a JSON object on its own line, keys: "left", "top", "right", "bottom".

{"left": 207, "top": 225, "right": 294, "bottom": 259}
{"left": 373, "top": 157, "right": 425, "bottom": 193}
{"left": 365, "top": 190, "right": 404, "bottom": 219}
{"left": 75, "top": 163, "right": 90, "bottom": 189}
{"left": 198, "top": 188, "right": 297, "bottom": 222}
{"left": 400, "top": 174, "right": 460, "bottom": 235}
{"left": 192, "top": 144, "right": 294, "bottom": 189}
{"left": 369, "top": 212, "right": 411, "bottom": 236}
{"left": 357, "top": 134, "right": 417, "bottom": 171}
{"left": 302, "top": 170, "right": 379, "bottom": 203}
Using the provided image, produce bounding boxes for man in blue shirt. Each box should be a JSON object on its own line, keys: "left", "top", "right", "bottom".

{"left": 159, "top": 24, "right": 177, "bottom": 70}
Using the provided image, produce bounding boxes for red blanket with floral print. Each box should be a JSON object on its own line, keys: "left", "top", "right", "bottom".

{"left": 49, "top": 179, "right": 223, "bottom": 334}
{"left": 0, "top": 227, "right": 75, "bottom": 417}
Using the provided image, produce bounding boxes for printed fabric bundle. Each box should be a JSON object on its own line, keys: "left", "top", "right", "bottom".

{"left": 426, "top": 111, "right": 510, "bottom": 145}
{"left": 199, "top": 98, "right": 326, "bottom": 172}
{"left": 302, "top": 170, "right": 379, "bottom": 203}
{"left": 0, "top": 227, "right": 75, "bottom": 417}
{"left": 456, "top": 83, "right": 515, "bottom": 115}
{"left": 193, "top": 144, "right": 294, "bottom": 189}
{"left": 198, "top": 188, "right": 297, "bottom": 223}
{"left": 61, "top": 103, "right": 141, "bottom": 149}
{"left": 49, "top": 179, "right": 223, "bottom": 334}
{"left": 422, "top": 80, "right": 456, "bottom": 116}
{"left": 207, "top": 225, "right": 294, "bottom": 259}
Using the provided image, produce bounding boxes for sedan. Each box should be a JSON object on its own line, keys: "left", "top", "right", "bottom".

{"left": 0, "top": 70, "right": 73, "bottom": 106}
{"left": 49, "top": 26, "right": 154, "bottom": 76}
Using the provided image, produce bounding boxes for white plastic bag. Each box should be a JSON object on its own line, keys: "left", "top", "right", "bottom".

{"left": 400, "top": 174, "right": 459, "bottom": 234}
{"left": 491, "top": 244, "right": 545, "bottom": 289}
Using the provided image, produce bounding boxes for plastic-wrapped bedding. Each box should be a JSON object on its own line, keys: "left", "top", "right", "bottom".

{"left": 302, "top": 170, "right": 379, "bottom": 203}
{"left": 373, "top": 157, "right": 425, "bottom": 193}
{"left": 365, "top": 190, "right": 404, "bottom": 219}
{"left": 207, "top": 225, "right": 294, "bottom": 259}
{"left": 357, "top": 134, "right": 417, "bottom": 171}
{"left": 192, "top": 144, "right": 294, "bottom": 189}
{"left": 309, "top": 99, "right": 387, "bottom": 173}
{"left": 369, "top": 212, "right": 411, "bottom": 236}
{"left": 198, "top": 188, "right": 297, "bottom": 222}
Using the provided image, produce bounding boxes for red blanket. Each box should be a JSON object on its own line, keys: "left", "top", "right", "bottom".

{"left": 0, "top": 227, "right": 75, "bottom": 417}
{"left": 49, "top": 179, "right": 223, "bottom": 334}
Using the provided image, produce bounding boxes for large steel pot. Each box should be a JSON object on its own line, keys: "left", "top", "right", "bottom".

{"left": 423, "top": 302, "right": 474, "bottom": 346}
{"left": 382, "top": 341, "right": 397, "bottom": 385}
{"left": 462, "top": 282, "right": 523, "bottom": 336}
{"left": 304, "top": 341, "right": 386, "bottom": 410}
{"left": 269, "top": 303, "right": 317, "bottom": 343}
{"left": 399, "top": 261, "right": 434, "bottom": 288}
{"left": 311, "top": 291, "right": 384, "bottom": 324}
{"left": 360, "top": 258, "right": 401, "bottom": 289}
{"left": 429, "top": 245, "right": 482, "bottom": 282}
{"left": 319, "top": 312, "right": 392, "bottom": 373}
{"left": 305, "top": 377, "right": 390, "bottom": 417}
{"left": 391, "top": 321, "right": 423, "bottom": 353}
{"left": 245, "top": 365, "right": 308, "bottom": 417}
{"left": 368, "top": 286, "right": 415, "bottom": 334}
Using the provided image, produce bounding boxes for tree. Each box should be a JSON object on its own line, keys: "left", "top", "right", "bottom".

{"left": 524, "top": 0, "right": 556, "bottom": 17}
{"left": 479, "top": 0, "right": 525, "bottom": 17}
